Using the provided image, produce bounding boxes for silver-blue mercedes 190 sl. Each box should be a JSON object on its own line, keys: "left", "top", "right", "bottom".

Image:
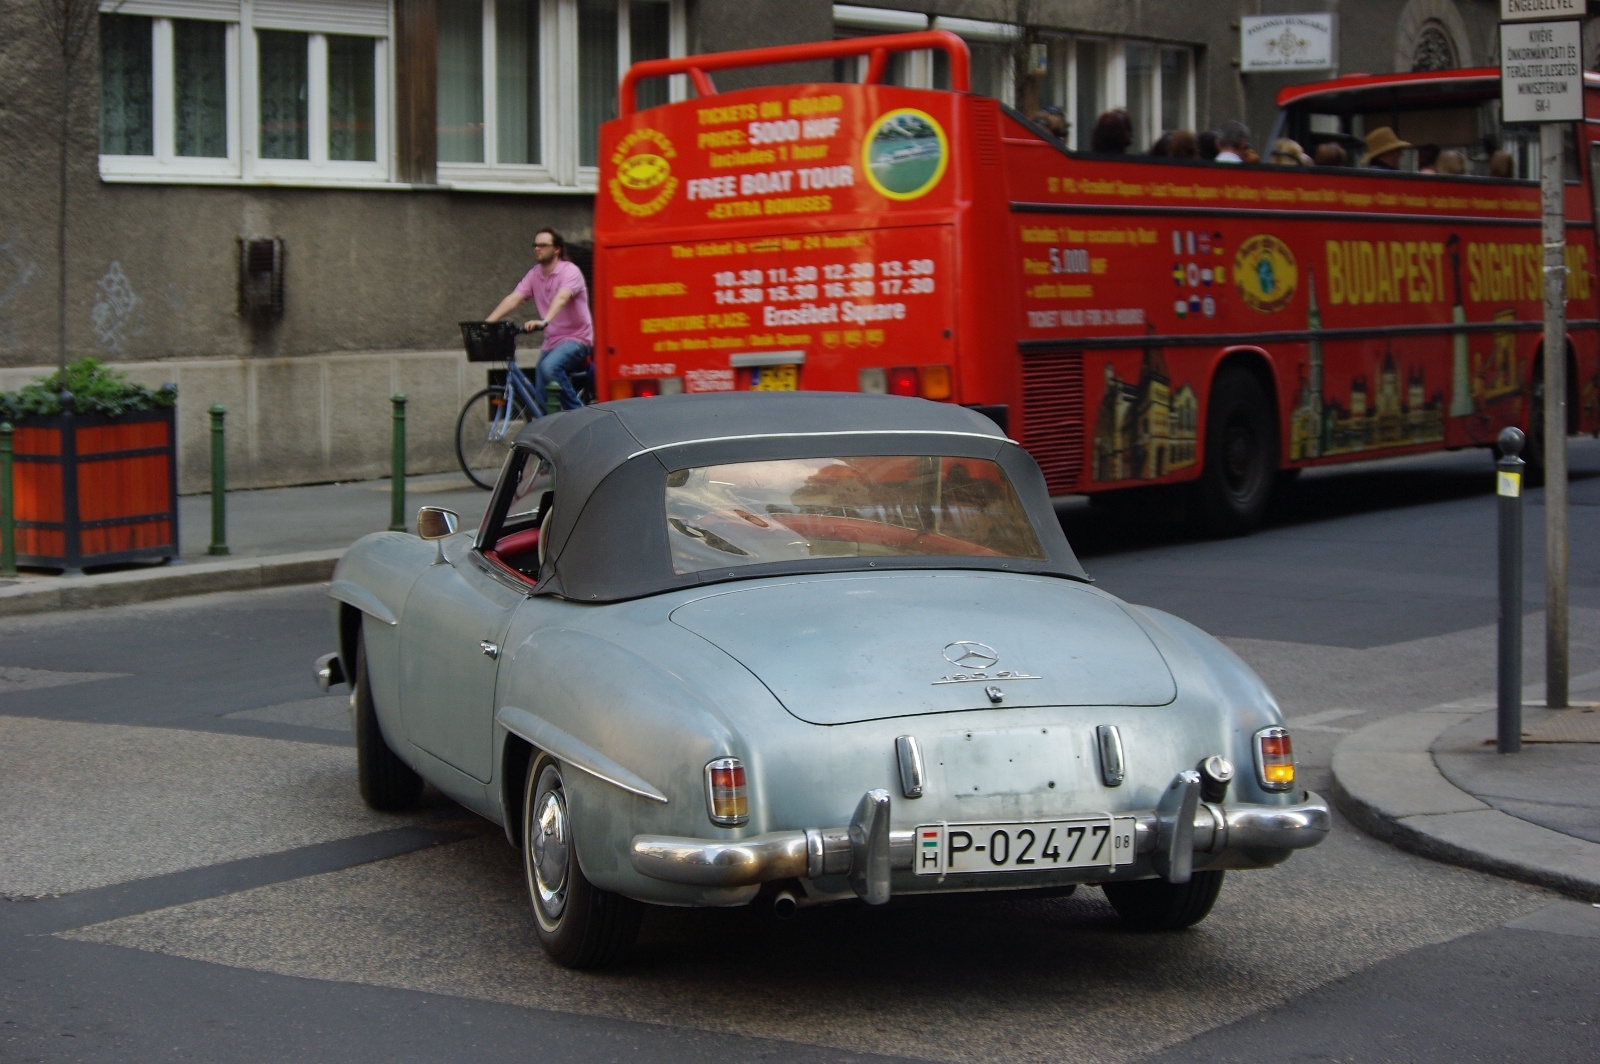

{"left": 318, "top": 392, "right": 1329, "bottom": 967}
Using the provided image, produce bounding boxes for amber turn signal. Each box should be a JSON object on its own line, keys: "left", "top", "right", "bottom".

{"left": 1254, "top": 727, "right": 1295, "bottom": 792}
{"left": 705, "top": 757, "right": 749, "bottom": 825}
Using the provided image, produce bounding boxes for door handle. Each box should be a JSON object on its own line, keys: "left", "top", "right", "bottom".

{"left": 480, "top": 641, "right": 500, "bottom": 659}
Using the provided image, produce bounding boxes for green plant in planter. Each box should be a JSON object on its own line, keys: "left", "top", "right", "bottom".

{"left": 0, "top": 358, "right": 177, "bottom": 420}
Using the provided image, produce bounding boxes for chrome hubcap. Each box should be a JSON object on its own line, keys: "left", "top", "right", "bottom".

{"left": 530, "top": 787, "right": 570, "bottom": 921}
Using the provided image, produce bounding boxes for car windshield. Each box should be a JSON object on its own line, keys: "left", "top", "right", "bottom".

{"left": 665, "top": 455, "right": 1046, "bottom": 574}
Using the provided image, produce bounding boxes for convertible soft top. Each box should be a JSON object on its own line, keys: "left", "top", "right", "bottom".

{"left": 508, "top": 393, "right": 1089, "bottom": 601}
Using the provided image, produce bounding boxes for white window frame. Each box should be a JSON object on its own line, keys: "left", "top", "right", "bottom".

{"left": 932, "top": 15, "right": 1017, "bottom": 105}
{"left": 98, "top": 0, "right": 393, "bottom": 188}
{"left": 246, "top": 28, "right": 390, "bottom": 184}
{"left": 438, "top": 0, "right": 687, "bottom": 193}
{"left": 98, "top": 13, "right": 243, "bottom": 180}
{"left": 1058, "top": 35, "right": 1194, "bottom": 152}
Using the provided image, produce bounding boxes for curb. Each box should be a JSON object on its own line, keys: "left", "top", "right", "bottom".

{"left": 1331, "top": 707, "right": 1600, "bottom": 902}
{"left": 0, "top": 549, "right": 344, "bottom": 618}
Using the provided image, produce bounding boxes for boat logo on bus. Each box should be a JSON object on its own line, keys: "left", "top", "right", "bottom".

{"left": 1233, "top": 234, "right": 1298, "bottom": 314}
{"left": 609, "top": 128, "right": 679, "bottom": 218}
{"left": 862, "top": 108, "right": 949, "bottom": 201}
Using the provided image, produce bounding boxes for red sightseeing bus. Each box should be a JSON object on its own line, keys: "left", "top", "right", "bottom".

{"left": 591, "top": 32, "right": 1600, "bottom": 533}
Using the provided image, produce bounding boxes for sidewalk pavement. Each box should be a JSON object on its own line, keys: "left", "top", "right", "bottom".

{"left": 1332, "top": 669, "right": 1600, "bottom": 901}
{"left": 0, "top": 473, "right": 493, "bottom": 618}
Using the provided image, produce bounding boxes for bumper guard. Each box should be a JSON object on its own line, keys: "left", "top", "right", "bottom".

{"left": 630, "top": 772, "right": 1331, "bottom": 904}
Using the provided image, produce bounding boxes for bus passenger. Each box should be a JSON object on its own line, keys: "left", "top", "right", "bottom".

{"left": 1362, "top": 127, "right": 1410, "bottom": 170}
{"left": 1167, "top": 130, "right": 1199, "bottom": 159}
{"left": 1091, "top": 109, "right": 1133, "bottom": 154}
{"left": 1489, "top": 150, "right": 1514, "bottom": 178}
{"left": 1214, "top": 121, "right": 1250, "bottom": 163}
{"left": 1197, "top": 130, "right": 1219, "bottom": 160}
{"left": 1312, "top": 142, "right": 1347, "bottom": 167}
{"left": 1269, "top": 138, "right": 1308, "bottom": 166}
{"left": 1436, "top": 150, "right": 1466, "bottom": 175}
{"left": 1417, "top": 144, "right": 1441, "bottom": 173}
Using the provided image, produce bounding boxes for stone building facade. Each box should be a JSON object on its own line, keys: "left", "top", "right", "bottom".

{"left": 0, "top": 0, "right": 1537, "bottom": 490}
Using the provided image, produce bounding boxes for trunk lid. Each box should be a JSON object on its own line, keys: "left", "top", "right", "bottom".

{"left": 669, "top": 573, "right": 1175, "bottom": 725}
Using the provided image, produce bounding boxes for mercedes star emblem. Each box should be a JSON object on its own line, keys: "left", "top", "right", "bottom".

{"left": 943, "top": 641, "right": 999, "bottom": 669}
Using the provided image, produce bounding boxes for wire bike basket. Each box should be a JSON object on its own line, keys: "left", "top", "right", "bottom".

{"left": 460, "top": 320, "right": 520, "bottom": 363}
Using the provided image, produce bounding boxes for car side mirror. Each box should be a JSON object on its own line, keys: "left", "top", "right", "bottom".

{"left": 417, "top": 506, "right": 459, "bottom": 540}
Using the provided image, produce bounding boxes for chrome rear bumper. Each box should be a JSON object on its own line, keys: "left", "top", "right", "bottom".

{"left": 631, "top": 781, "right": 1330, "bottom": 902}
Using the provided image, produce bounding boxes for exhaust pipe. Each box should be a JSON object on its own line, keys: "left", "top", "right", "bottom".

{"left": 772, "top": 889, "right": 799, "bottom": 920}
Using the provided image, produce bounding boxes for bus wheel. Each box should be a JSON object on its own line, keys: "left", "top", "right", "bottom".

{"left": 1191, "top": 368, "right": 1276, "bottom": 536}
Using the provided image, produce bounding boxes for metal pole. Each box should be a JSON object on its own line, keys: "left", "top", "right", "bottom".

{"left": 207, "top": 404, "right": 229, "bottom": 556}
{"left": 390, "top": 394, "right": 407, "bottom": 532}
{"left": 0, "top": 422, "right": 16, "bottom": 578}
{"left": 1540, "top": 121, "right": 1569, "bottom": 709}
{"left": 1497, "top": 427, "right": 1526, "bottom": 754}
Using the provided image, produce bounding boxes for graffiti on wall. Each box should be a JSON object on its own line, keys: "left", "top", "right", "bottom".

{"left": 92, "top": 261, "right": 146, "bottom": 354}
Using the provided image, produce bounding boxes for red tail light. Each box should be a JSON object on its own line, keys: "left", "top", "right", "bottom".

{"left": 632, "top": 379, "right": 661, "bottom": 398}
{"left": 705, "top": 757, "right": 748, "bottom": 825}
{"left": 887, "top": 366, "right": 919, "bottom": 396}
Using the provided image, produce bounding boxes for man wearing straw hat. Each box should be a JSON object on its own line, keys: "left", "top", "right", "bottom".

{"left": 1362, "top": 126, "right": 1411, "bottom": 170}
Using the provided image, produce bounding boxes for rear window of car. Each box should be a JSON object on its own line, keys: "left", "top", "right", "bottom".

{"left": 664, "top": 455, "right": 1046, "bottom": 575}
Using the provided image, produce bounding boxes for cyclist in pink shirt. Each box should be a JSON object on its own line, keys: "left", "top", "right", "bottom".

{"left": 486, "top": 228, "right": 593, "bottom": 412}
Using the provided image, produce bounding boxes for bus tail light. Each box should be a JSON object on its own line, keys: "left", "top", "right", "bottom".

{"left": 887, "top": 366, "right": 919, "bottom": 396}
{"left": 1254, "top": 727, "right": 1295, "bottom": 792}
{"left": 705, "top": 757, "right": 748, "bottom": 825}
{"left": 858, "top": 367, "right": 887, "bottom": 394}
{"left": 615, "top": 377, "right": 683, "bottom": 400}
{"left": 919, "top": 364, "right": 952, "bottom": 400}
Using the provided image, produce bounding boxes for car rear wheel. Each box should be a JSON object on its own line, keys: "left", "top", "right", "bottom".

{"left": 1102, "top": 870, "right": 1224, "bottom": 931}
{"left": 523, "top": 757, "right": 641, "bottom": 968}
{"left": 1190, "top": 368, "right": 1276, "bottom": 536}
{"left": 353, "top": 630, "right": 424, "bottom": 811}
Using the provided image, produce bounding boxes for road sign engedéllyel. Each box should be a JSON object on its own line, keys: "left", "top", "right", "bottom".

{"left": 1500, "top": 0, "right": 1583, "bottom": 22}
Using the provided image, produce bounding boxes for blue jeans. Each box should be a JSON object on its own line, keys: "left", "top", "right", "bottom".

{"left": 533, "top": 339, "right": 592, "bottom": 414}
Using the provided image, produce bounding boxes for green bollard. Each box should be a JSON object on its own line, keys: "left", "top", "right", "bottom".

{"left": 546, "top": 380, "right": 560, "bottom": 414}
{"left": 207, "top": 405, "right": 229, "bottom": 556}
{"left": 390, "top": 394, "right": 407, "bottom": 532}
{"left": 1, "top": 422, "right": 16, "bottom": 578}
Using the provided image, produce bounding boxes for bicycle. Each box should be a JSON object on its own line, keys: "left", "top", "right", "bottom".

{"left": 455, "top": 320, "right": 593, "bottom": 490}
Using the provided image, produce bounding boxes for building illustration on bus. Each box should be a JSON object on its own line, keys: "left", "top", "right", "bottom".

{"left": 592, "top": 32, "right": 1600, "bottom": 534}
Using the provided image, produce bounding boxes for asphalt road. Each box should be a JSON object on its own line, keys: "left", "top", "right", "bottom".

{"left": 3, "top": 439, "right": 1599, "bottom": 1063}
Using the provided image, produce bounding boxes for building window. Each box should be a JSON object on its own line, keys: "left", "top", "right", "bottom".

{"left": 827, "top": 9, "right": 1194, "bottom": 153}
{"left": 98, "top": 1, "right": 387, "bottom": 187}
{"left": 99, "top": 12, "right": 239, "bottom": 175}
{"left": 436, "top": 0, "right": 684, "bottom": 190}
{"left": 1411, "top": 22, "right": 1456, "bottom": 72}
{"left": 254, "top": 30, "right": 384, "bottom": 176}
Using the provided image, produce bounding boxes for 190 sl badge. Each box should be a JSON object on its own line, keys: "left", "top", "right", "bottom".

{"left": 934, "top": 641, "right": 1040, "bottom": 685}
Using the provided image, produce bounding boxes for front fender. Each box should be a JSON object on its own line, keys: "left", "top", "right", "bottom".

{"left": 328, "top": 531, "right": 434, "bottom": 726}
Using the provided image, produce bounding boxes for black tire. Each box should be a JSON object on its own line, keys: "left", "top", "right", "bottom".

{"left": 353, "top": 631, "right": 424, "bottom": 811}
{"left": 523, "top": 758, "right": 641, "bottom": 968}
{"left": 1102, "top": 870, "right": 1225, "bottom": 931}
{"left": 1190, "top": 368, "right": 1277, "bottom": 536}
{"left": 456, "top": 386, "right": 532, "bottom": 490}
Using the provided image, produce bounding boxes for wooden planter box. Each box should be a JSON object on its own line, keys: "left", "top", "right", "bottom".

{"left": 11, "top": 406, "right": 179, "bottom": 571}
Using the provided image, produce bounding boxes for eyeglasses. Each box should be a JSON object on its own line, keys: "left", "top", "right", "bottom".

{"left": 534, "top": 242, "right": 555, "bottom": 249}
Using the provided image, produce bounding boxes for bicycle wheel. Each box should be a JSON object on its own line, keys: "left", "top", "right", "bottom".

{"left": 456, "top": 386, "right": 531, "bottom": 490}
